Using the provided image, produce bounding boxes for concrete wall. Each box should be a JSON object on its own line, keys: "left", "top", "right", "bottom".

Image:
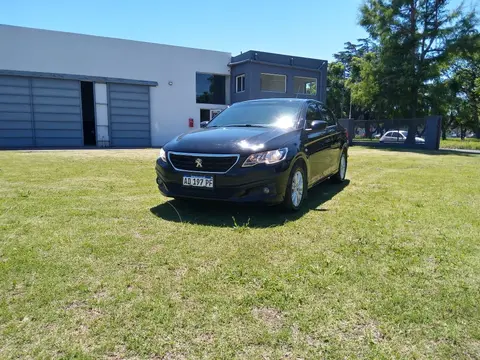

{"left": 0, "top": 25, "right": 232, "bottom": 146}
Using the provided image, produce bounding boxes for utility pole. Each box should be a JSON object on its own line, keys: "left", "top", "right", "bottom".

{"left": 349, "top": 97, "right": 352, "bottom": 119}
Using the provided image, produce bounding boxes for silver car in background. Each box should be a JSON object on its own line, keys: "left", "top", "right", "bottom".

{"left": 379, "top": 130, "right": 425, "bottom": 144}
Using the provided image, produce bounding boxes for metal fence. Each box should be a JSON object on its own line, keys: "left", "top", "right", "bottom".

{"left": 339, "top": 116, "right": 441, "bottom": 150}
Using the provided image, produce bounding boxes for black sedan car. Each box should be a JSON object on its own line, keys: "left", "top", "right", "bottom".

{"left": 155, "top": 98, "right": 348, "bottom": 210}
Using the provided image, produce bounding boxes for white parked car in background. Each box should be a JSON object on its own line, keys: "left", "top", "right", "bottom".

{"left": 379, "top": 130, "right": 425, "bottom": 144}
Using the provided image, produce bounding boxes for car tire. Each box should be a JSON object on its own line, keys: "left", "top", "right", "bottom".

{"left": 283, "top": 163, "right": 307, "bottom": 211}
{"left": 332, "top": 150, "right": 347, "bottom": 183}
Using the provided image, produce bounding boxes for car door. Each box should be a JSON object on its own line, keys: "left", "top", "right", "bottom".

{"left": 393, "top": 131, "right": 404, "bottom": 142}
{"left": 388, "top": 131, "right": 397, "bottom": 142}
{"left": 383, "top": 131, "right": 395, "bottom": 142}
{"left": 302, "top": 102, "right": 331, "bottom": 184}
{"left": 320, "top": 104, "right": 342, "bottom": 175}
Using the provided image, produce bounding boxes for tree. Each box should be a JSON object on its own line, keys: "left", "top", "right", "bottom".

{"left": 358, "top": 0, "right": 479, "bottom": 143}
{"left": 327, "top": 39, "right": 377, "bottom": 120}
{"left": 327, "top": 62, "right": 349, "bottom": 119}
{"left": 449, "top": 33, "right": 480, "bottom": 137}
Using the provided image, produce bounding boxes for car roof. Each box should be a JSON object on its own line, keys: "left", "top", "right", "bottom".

{"left": 238, "top": 98, "right": 319, "bottom": 105}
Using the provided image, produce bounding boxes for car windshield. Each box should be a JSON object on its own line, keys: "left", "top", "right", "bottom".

{"left": 207, "top": 101, "right": 303, "bottom": 129}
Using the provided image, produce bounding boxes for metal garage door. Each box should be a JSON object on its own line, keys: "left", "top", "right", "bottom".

{"left": 108, "top": 84, "right": 151, "bottom": 147}
{"left": 32, "top": 78, "right": 83, "bottom": 147}
{"left": 0, "top": 76, "right": 33, "bottom": 148}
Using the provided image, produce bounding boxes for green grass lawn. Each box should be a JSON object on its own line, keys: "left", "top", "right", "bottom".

{"left": 1, "top": 148, "right": 479, "bottom": 359}
{"left": 440, "top": 138, "right": 480, "bottom": 151}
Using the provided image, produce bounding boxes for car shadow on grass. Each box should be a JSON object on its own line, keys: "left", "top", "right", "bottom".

{"left": 150, "top": 180, "right": 350, "bottom": 228}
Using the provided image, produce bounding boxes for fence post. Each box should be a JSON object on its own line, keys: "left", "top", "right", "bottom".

{"left": 338, "top": 118, "right": 354, "bottom": 146}
{"left": 424, "top": 116, "right": 442, "bottom": 150}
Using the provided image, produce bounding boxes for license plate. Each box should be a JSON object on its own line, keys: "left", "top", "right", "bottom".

{"left": 182, "top": 175, "right": 214, "bottom": 188}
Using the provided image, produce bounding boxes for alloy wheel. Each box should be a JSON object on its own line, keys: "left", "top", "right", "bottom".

{"left": 291, "top": 170, "right": 304, "bottom": 207}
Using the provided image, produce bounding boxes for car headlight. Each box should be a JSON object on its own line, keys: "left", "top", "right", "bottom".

{"left": 159, "top": 148, "right": 167, "bottom": 162}
{"left": 242, "top": 148, "right": 288, "bottom": 167}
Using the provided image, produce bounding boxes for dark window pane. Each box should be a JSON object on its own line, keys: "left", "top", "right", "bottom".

{"left": 320, "top": 105, "right": 336, "bottom": 126}
{"left": 236, "top": 75, "right": 245, "bottom": 92}
{"left": 196, "top": 73, "right": 226, "bottom": 104}
{"left": 306, "top": 104, "right": 322, "bottom": 122}
{"left": 306, "top": 104, "right": 316, "bottom": 121}
{"left": 200, "top": 109, "right": 210, "bottom": 122}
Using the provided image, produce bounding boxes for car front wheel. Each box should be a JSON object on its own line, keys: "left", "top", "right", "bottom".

{"left": 332, "top": 150, "right": 347, "bottom": 183}
{"left": 283, "top": 164, "right": 307, "bottom": 211}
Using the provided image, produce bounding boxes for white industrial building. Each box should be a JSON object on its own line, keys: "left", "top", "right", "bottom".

{"left": 0, "top": 25, "right": 327, "bottom": 148}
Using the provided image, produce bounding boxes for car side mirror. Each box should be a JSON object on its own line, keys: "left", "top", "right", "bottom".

{"left": 200, "top": 121, "right": 210, "bottom": 128}
{"left": 309, "top": 120, "right": 327, "bottom": 131}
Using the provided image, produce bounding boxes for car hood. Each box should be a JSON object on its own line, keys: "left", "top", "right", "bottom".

{"left": 164, "top": 126, "right": 297, "bottom": 154}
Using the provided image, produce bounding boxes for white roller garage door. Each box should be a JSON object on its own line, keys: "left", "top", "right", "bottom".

{"left": 108, "top": 84, "right": 151, "bottom": 147}
{"left": 0, "top": 75, "right": 83, "bottom": 148}
{"left": 0, "top": 76, "right": 33, "bottom": 148}
{"left": 32, "top": 78, "right": 83, "bottom": 147}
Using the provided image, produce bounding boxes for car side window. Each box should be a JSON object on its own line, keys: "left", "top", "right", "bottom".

{"left": 320, "top": 105, "right": 336, "bottom": 126}
{"left": 305, "top": 103, "right": 323, "bottom": 128}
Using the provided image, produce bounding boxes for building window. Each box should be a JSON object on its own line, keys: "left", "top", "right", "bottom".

{"left": 260, "top": 73, "right": 286, "bottom": 93}
{"left": 236, "top": 74, "right": 245, "bottom": 93}
{"left": 196, "top": 73, "right": 226, "bottom": 104}
{"left": 294, "top": 76, "right": 317, "bottom": 95}
{"left": 200, "top": 109, "right": 210, "bottom": 122}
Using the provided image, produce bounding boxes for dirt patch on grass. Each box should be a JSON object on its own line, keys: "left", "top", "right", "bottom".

{"left": 193, "top": 333, "right": 215, "bottom": 345}
{"left": 337, "top": 316, "right": 385, "bottom": 344}
{"left": 174, "top": 267, "right": 188, "bottom": 280}
{"left": 65, "top": 300, "right": 103, "bottom": 321}
{"left": 252, "top": 307, "right": 284, "bottom": 330}
{"left": 161, "top": 351, "right": 187, "bottom": 360}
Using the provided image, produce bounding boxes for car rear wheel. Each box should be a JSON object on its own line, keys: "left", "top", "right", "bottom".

{"left": 332, "top": 150, "right": 347, "bottom": 183}
{"left": 283, "top": 164, "right": 307, "bottom": 211}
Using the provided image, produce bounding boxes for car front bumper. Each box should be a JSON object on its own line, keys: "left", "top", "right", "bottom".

{"left": 155, "top": 157, "right": 291, "bottom": 204}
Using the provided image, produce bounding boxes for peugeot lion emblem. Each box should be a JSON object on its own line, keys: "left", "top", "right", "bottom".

{"left": 195, "top": 158, "right": 203, "bottom": 168}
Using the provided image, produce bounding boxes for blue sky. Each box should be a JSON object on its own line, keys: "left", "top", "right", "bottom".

{"left": 1, "top": 0, "right": 477, "bottom": 61}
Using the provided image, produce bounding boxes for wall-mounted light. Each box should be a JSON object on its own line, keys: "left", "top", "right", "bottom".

{"left": 168, "top": 81, "right": 173, "bottom": 86}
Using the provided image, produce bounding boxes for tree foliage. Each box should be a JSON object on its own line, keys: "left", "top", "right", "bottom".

{"left": 326, "top": 0, "right": 480, "bottom": 138}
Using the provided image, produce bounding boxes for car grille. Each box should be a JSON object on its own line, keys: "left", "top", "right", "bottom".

{"left": 168, "top": 153, "right": 239, "bottom": 173}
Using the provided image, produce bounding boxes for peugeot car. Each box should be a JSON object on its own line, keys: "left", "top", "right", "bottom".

{"left": 155, "top": 98, "right": 348, "bottom": 211}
